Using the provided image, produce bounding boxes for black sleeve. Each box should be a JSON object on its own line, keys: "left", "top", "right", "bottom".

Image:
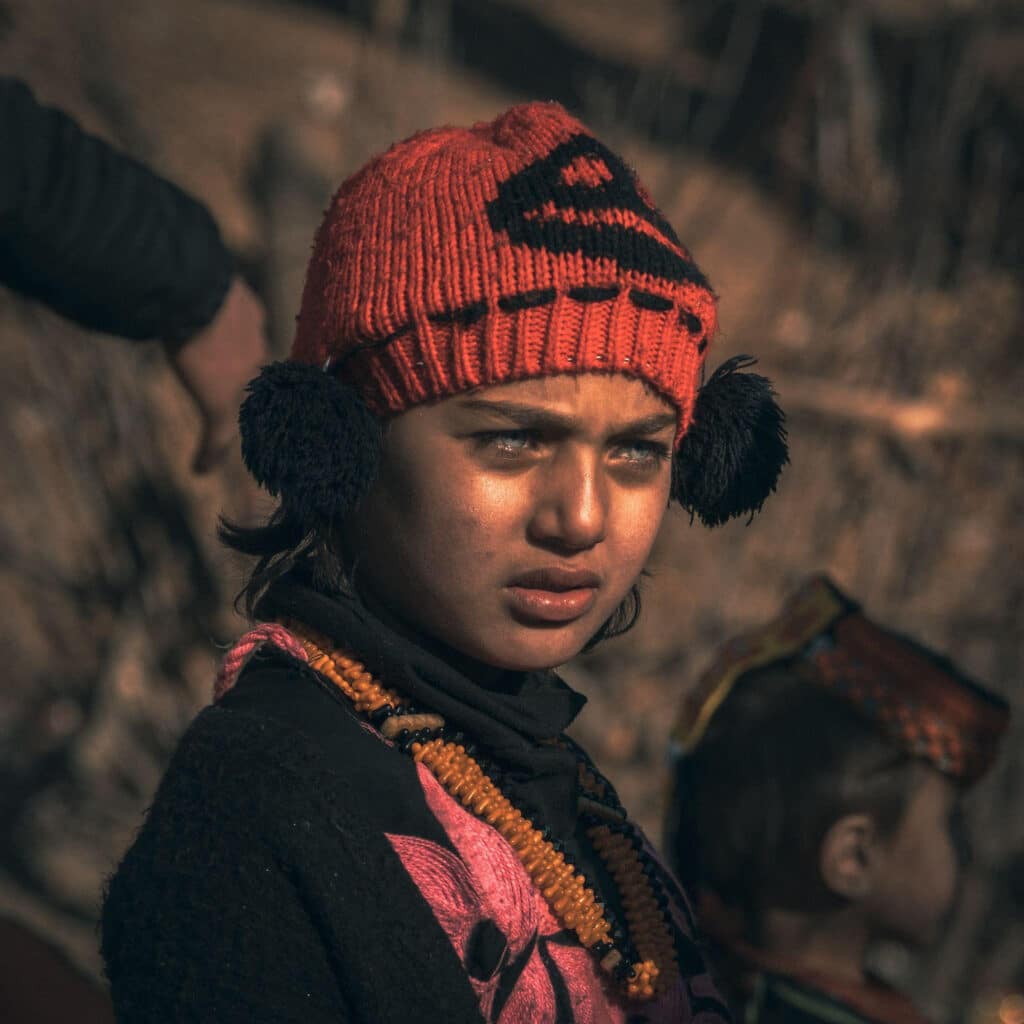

{"left": 0, "top": 77, "right": 233, "bottom": 342}
{"left": 102, "top": 670, "right": 486, "bottom": 1024}
{"left": 101, "top": 710, "right": 354, "bottom": 1024}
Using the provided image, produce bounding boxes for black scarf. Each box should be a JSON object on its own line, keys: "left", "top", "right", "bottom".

{"left": 257, "top": 576, "right": 588, "bottom": 841}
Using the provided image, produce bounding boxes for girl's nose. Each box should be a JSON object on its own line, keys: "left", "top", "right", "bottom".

{"left": 527, "top": 451, "right": 607, "bottom": 553}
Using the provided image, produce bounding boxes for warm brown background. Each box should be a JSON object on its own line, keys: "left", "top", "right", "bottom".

{"left": 0, "top": 1, "right": 1020, "bottom": 1021}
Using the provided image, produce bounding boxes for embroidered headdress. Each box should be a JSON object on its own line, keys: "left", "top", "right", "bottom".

{"left": 673, "top": 575, "right": 1010, "bottom": 783}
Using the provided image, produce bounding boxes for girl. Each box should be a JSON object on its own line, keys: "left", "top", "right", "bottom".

{"left": 101, "top": 101, "right": 787, "bottom": 1023}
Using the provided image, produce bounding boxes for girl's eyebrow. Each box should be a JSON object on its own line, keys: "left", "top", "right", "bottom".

{"left": 608, "top": 412, "right": 678, "bottom": 437}
{"left": 455, "top": 398, "right": 676, "bottom": 436}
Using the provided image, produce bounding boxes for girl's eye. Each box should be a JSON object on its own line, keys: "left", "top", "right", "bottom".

{"left": 612, "top": 440, "right": 671, "bottom": 470}
{"left": 475, "top": 430, "right": 540, "bottom": 459}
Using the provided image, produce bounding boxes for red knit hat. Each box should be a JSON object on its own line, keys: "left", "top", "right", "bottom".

{"left": 239, "top": 102, "right": 787, "bottom": 527}
{"left": 293, "top": 101, "right": 716, "bottom": 440}
{"left": 673, "top": 576, "right": 1010, "bottom": 784}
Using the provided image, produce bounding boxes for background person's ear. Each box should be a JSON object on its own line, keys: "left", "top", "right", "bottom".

{"left": 819, "top": 813, "right": 879, "bottom": 902}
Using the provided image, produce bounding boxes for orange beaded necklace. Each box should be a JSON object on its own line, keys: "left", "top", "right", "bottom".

{"left": 284, "top": 619, "right": 680, "bottom": 1002}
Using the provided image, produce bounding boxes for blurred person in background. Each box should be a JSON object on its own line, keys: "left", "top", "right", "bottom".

{"left": 1, "top": 76, "right": 269, "bottom": 1023}
{"left": 666, "top": 575, "right": 1010, "bottom": 1024}
{"left": 0, "top": 77, "right": 268, "bottom": 474}
{"left": 101, "top": 100, "right": 787, "bottom": 1022}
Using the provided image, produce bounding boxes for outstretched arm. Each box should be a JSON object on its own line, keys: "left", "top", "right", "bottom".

{"left": 0, "top": 78, "right": 269, "bottom": 470}
{"left": 0, "top": 77, "right": 233, "bottom": 341}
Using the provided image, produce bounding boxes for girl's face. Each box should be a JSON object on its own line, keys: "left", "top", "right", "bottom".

{"left": 347, "top": 373, "right": 677, "bottom": 671}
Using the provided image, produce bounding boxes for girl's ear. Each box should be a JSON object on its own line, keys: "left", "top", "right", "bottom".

{"left": 239, "top": 361, "right": 382, "bottom": 523}
{"left": 672, "top": 356, "right": 788, "bottom": 526}
{"left": 819, "top": 813, "right": 879, "bottom": 902}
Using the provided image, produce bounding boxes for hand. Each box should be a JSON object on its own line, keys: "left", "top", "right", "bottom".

{"left": 165, "top": 276, "right": 270, "bottom": 473}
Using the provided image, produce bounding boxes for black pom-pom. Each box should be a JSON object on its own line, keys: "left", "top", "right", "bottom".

{"left": 672, "top": 355, "right": 788, "bottom": 527}
{"left": 239, "top": 361, "right": 381, "bottom": 523}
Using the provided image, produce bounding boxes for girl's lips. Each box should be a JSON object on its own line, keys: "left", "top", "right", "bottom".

{"left": 506, "top": 585, "right": 598, "bottom": 624}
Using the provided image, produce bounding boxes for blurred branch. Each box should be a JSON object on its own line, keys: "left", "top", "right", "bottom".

{"left": 777, "top": 374, "right": 1024, "bottom": 440}
{"left": 688, "top": 0, "right": 763, "bottom": 147}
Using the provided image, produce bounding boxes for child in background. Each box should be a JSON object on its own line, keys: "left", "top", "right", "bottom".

{"left": 666, "top": 575, "right": 1010, "bottom": 1024}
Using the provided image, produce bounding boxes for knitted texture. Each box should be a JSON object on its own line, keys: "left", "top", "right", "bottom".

{"left": 293, "top": 101, "right": 717, "bottom": 442}
{"left": 102, "top": 666, "right": 484, "bottom": 1023}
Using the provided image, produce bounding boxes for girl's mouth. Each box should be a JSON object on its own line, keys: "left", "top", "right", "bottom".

{"left": 505, "top": 567, "right": 601, "bottom": 624}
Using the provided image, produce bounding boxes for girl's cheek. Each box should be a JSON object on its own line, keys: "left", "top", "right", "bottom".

{"left": 462, "top": 483, "right": 535, "bottom": 535}
{"left": 617, "top": 491, "right": 668, "bottom": 558}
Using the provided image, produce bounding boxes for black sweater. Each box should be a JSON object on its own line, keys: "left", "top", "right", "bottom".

{"left": 103, "top": 650, "right": 489, "bottom": 1022}
{"left": 0, "top": 78, "right": 232, "bottom": 342}
{"left": 102, "top": 586, "right": 732, "bottom": 1023}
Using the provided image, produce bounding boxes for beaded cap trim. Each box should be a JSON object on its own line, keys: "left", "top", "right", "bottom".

{"left": 672, "top": 575, "right": 1010, "bottom": 782}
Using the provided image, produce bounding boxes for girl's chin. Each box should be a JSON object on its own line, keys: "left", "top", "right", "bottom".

{"left": 471, "top": 622, "right": 595, "bottom": 672}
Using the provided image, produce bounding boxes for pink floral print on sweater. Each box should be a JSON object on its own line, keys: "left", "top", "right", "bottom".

{"left": 386, "top": 763, "right": 730, "bottom": 1024}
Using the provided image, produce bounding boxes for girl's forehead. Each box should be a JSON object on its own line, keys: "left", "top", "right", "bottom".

{"left": 453, "top": 373, "right": 677, "bottom": 416}
{"left": 384, "top": 373, "right": 681, "bottom": 448}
